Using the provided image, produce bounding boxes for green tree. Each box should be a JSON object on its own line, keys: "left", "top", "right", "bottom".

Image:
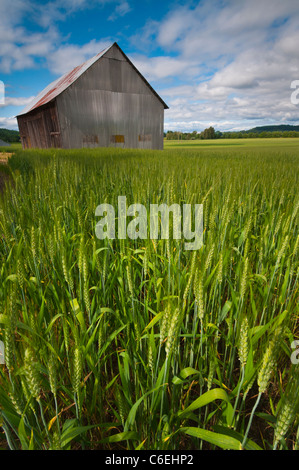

{"left": 201, "top": 126, "right": 216, "bottom": 140}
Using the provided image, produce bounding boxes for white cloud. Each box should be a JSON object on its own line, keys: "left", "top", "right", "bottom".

{"left": 0, "top": 0, "right": 127, "bottom": 74}
{"left": 0, "top": 0, "right": 60, "bottom": 74}
{"left": 157, "top": 0, "right": 299, "bottom": 60}
{"left": 47, "top": 39, "right": 112, "bottom": 75}
{"left": 108, "top": 1, "right": 131, "bottom": 21}
{"left": 34, "top": 0, "right": 131, "bottom": 27}
{"left": 131, "top": 55, "right": 200, "bottom": 81}
{"left": 147, "top": 0, "right": 299, "bottom": 131}
{"left": 0, "top": 116, "right": 18, "bottom": 129}
{"left": 0, "top": 96, "right": 35, "bottom": 108}
{"left": 157, "top": 6, "right": 193, "bottom": 48}
{"left": 130, "top": 19, "right": 160, "bottom": 52}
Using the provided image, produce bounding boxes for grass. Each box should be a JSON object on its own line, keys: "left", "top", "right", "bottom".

{"left": 164, "top": 137, "right": 299, "bottom": 149}
{"left": 0, "top": 142, "right": 298, "bottom": 450}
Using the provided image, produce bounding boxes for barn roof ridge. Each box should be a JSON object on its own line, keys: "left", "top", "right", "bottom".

{"left": 17, "top": 42, "right": 168, "bottom": 116}
{"left": 112, "top": 42, "right": 168, "bottom": 110}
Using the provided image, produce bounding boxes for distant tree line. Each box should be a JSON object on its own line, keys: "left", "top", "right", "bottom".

{"left": 164, "top": 127, "right": 299, "bottom": 140}
{"left": 164, "top": 127, "right": 220, "bottom": 140}
{"left": 0, "top": 128, "right": 20, "bottom": 143}
{"left": 219, "top": 130, "right": 299, "bottom": 139}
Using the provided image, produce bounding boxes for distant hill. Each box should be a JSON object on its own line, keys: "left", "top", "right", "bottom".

{"left": 0, "top": 128, "right": 20, "bottom": 143}
{"left": 244, "top": 124, "right": 299, "bottom": 133}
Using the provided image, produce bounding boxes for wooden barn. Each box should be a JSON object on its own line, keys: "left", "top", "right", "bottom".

{"left": 16, "top": 42, "right": 168, "bottom": 150}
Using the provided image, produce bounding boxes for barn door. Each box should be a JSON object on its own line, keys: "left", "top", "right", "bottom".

{"left": 49, "top": 103, "right": 61, "bottom": 148}
{"left": 50, "top": 132, "right": 61, "bottom": 148}
{"left": 20, "top": 135, "right": 29, "bottom": 149}
{"left": 26, "top": 116, "right": 47, "bottom": 148}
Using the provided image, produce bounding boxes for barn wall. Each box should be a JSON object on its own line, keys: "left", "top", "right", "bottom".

{"left": 17, "top": 102, "right": 61, "bottom": 149}
{"left": 56, "top": 47, "right": 165, "bottom": 150}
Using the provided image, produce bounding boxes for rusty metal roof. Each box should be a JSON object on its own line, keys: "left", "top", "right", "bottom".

{"left": 17, "top": 42, "right": 168, "bottom": 116}
{"left": 17, "top": 45, "right": 112, "bottom": 116}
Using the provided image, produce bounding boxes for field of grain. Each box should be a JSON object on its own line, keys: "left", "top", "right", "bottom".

{"left": 0, "top": 143, "right": 298, "bottom": 450}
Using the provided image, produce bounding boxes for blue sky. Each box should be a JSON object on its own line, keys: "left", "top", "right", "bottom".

{"left": 1, "top": 0, "right": 299, "bottom": 132}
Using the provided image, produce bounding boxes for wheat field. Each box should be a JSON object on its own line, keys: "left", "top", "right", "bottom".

{"left": 0, "top": 144, "right": 298, "bottom": 450}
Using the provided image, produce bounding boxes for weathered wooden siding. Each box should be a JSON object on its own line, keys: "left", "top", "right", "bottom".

{"left": 17, "top": 102, "right": 61, "bottom": 149}
{"left": 56, "top": 45, "right": 165, "bottom": 150}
